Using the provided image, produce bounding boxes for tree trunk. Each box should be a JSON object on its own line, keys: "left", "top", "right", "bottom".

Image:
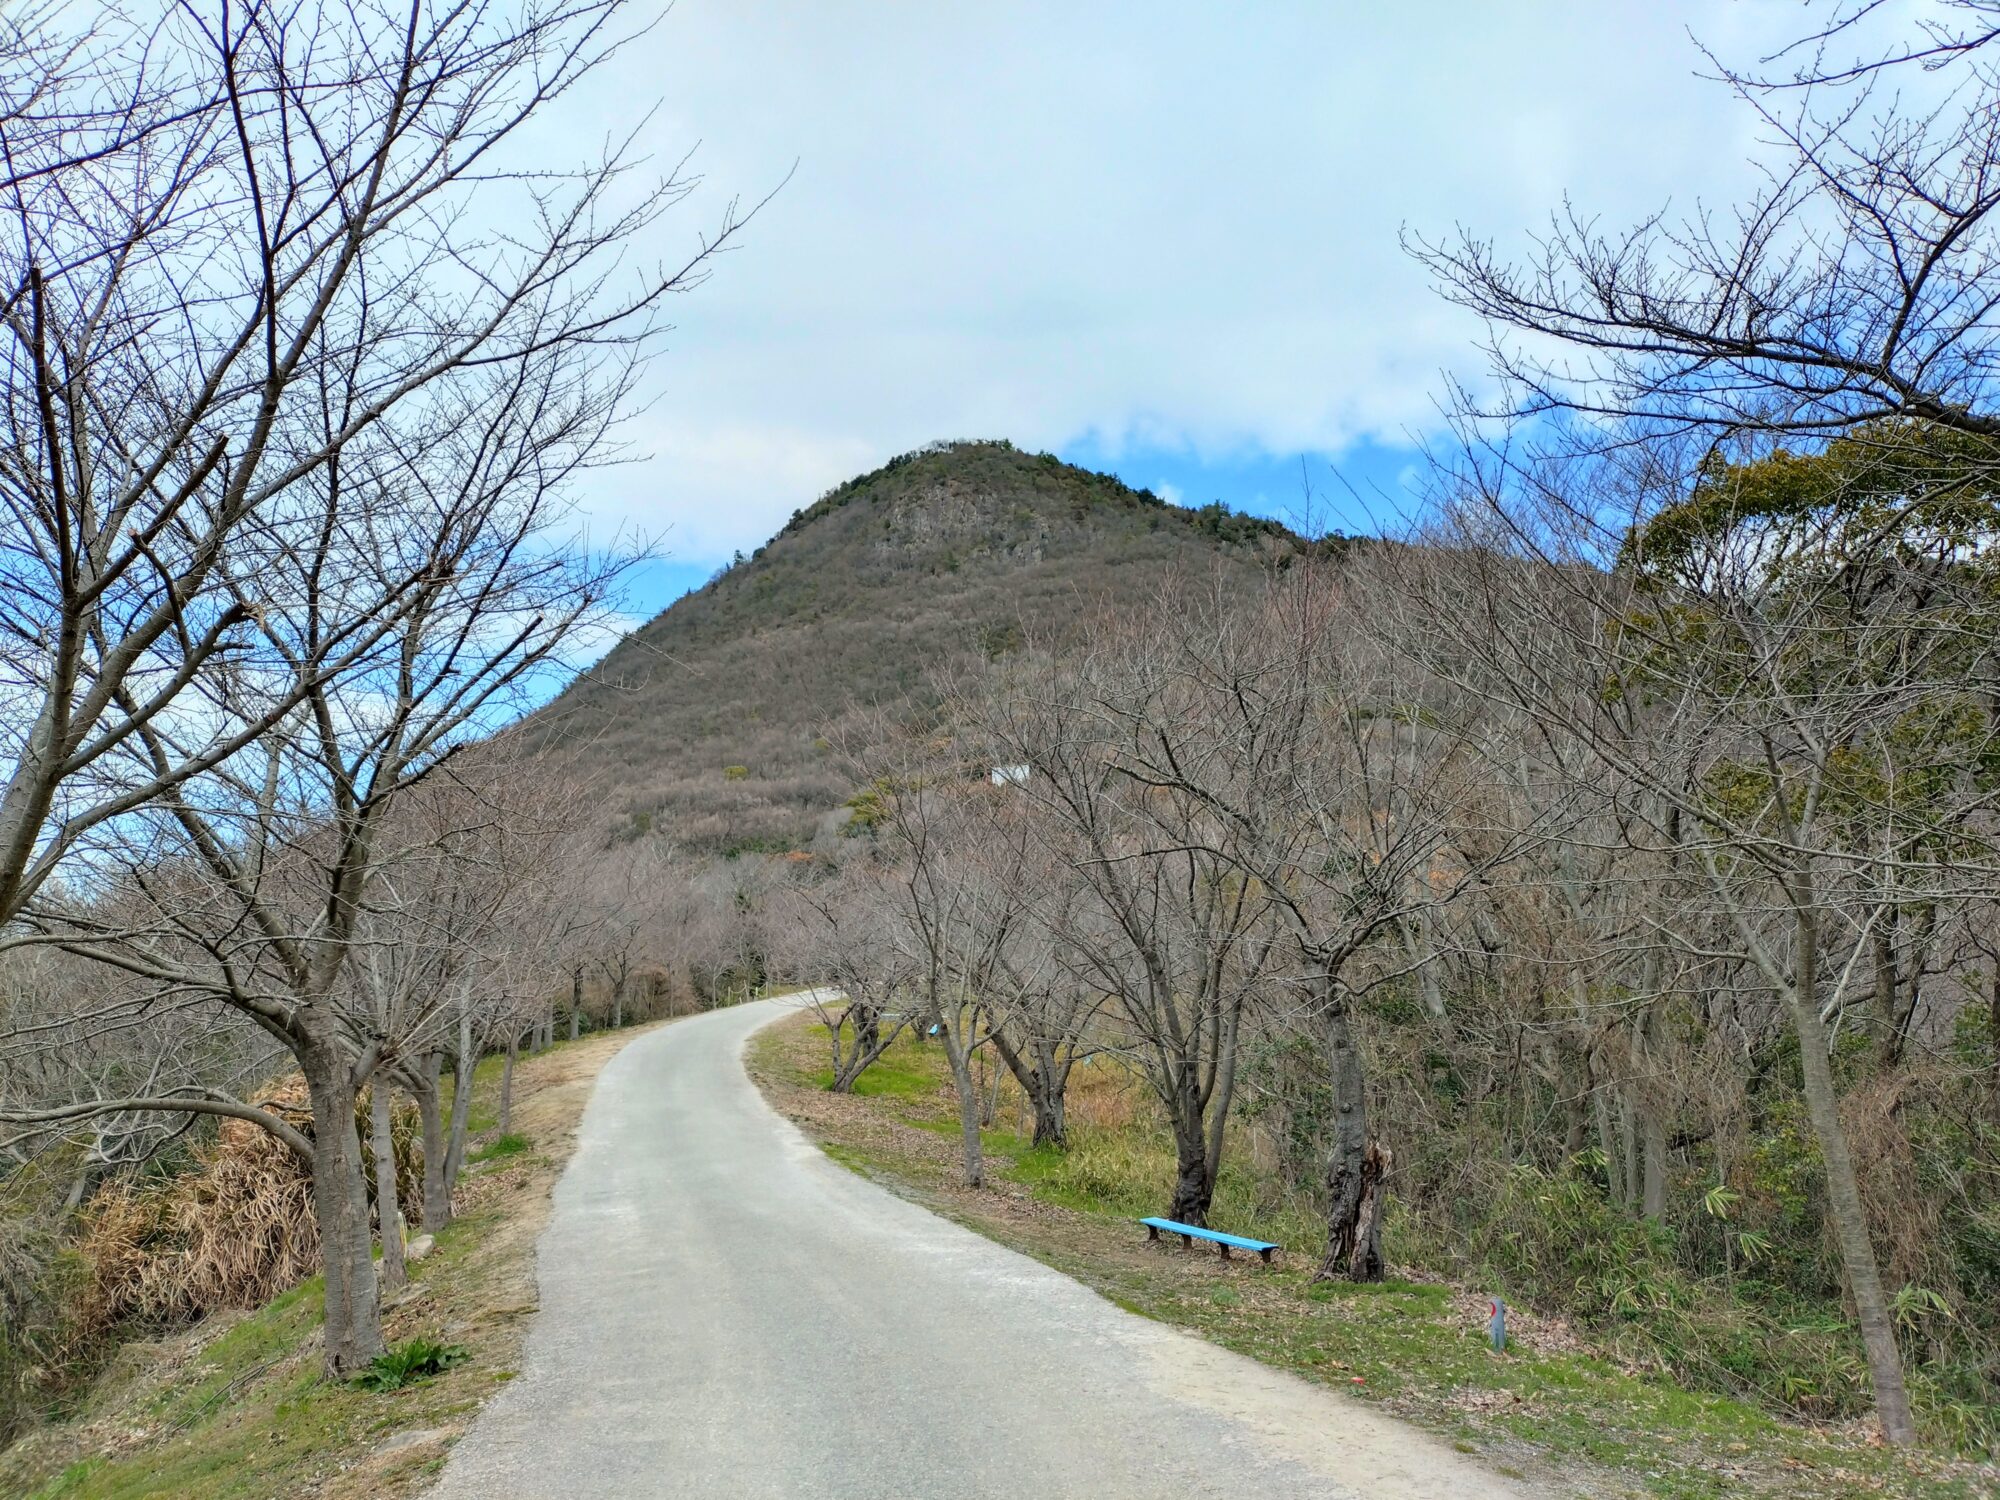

{"left": 1872, "top": 922, "right": 1901, "bottom": 1065}
{"left": 1030, "top": 1043, "right": 1069, "bottom": 1149}
{"left": 301, "top": 1045, "right": 385, "bottom": 1379}
{"left": 444, "top": 1018, "right": 476, "bottom": 1197}
{"left": 612, "top": 981, "right": 624, "bottom": 1030}
{"left": 990, "top": 1028, "right": 1070, "bottom": 1149}
{"left": 1641, "top": 1103, "right": 1667, "bottom": 1221}
{"left": 1619, "top": 1088, "right": 1639, "bottom": 1214}
{"left": 1315, "top": 988, "right": 1384, "bottom": 1282}
{"left": 979, "top": 1050, "right": 1003, "bottom": 1127}
{"left": 1031, "top": 1084, "right": 1067, "bottom": 1149}
{"left": 1561, "top": 1049, "right": 1588, "bottom": 1162}
{"left": 1203, "top": 997, "right": 1244, "bottom": 1201}
{"left": 1989, "top": 963, "right": 2000, "bottom": 1130}
{"left": 1168, "top": 1110, "right": 1215, "bottom": 1226}
{"left": 1791, "top": 907, "right": 1917, "bottom": 1445}
{"left": 1593, "top": 1079, "right": 1622, "bottom": 1206}
{"left": 830, "top": 1003, "right": 895, "bottom": 1092}
{"left": 416, "top": 1051, "right": 449, "bottom": 1233}
{"left": 1351, "top": 1141, "right": 1389, "bottom": 1280}
{"left": 369, "top": 1082, "right": 407, "bottom": 1292}
{"left": 499, "top": 1032, "right": 518, "bottom": 1136}
{"left": 939, "top": 1018, "right": 983, "bottom": 1188}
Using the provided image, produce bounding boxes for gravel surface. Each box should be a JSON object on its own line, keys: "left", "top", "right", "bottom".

{"left": 425, "top": 995, "right": 1539, "bottom": 1499}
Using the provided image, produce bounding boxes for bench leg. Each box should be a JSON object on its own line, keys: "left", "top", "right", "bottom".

{"left": 1146, "top": 1224, "right": 1159, "bottom": 1242}
{"left": 1178, "top": 1233, "right": 1193, "bottom": 1249}
{"left": 1258, "top": 1247, "right": 1274, "bottom": 1264}
{"left": 1219, "top": 1243, "right": 1231, "bottom": 1260}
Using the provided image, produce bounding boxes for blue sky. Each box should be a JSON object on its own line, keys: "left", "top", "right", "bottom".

{"left": 555, "top": 2, "right": 1822, "bottom": 628}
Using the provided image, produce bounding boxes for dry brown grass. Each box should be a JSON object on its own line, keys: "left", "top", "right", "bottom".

{"left": 72, "top": 1081, "right": 420, "bottom": 1348}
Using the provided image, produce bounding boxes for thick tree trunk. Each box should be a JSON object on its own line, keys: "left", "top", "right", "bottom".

{"left": 1561, "top": 1049, "right": 1589, "bottom": 1162}
{"left": 301, "top": 1046, "right": 385, "bottom": 1379}
{"left": 369, "top": 1083, "right": 407, "bottom": 1292}
{"left": 990, "top": 1029, "right": 1071, "bottom": 1149}
{"left": 1204, "top": 1002, "right": 1244, "bottom": 1200}
{"left": 1315, "top": 990, "right": 1384, "bottom": 1282}
{"left": 415, "top": 1051, "right": 450, "bottom": 1233}
{"left": 1030, "top": 1044, "right": 1070, "bottom": 1149}
{"left": 499, "top": 1033, "right": 518, "bottom": 1136}
{"left": 1168, "top": 1114, "right": 1215, "bottom": 1226}
{"left": 1030, "top": 1086, "right": 1067, "bottom": 1149}
{"left": 1791, "top": 908, "right": 1917, "bottom": 1445}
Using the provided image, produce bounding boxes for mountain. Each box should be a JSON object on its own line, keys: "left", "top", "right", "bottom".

{"left": 540, "top": 439, "right": 1309, "bottom": 853}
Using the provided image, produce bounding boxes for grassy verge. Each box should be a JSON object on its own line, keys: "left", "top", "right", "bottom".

{"left": 0, "top": 1024, "right": 659, "bottom": 1500}
{"left": 748, "top": 1013, "right": 1998, "bottom": 1500}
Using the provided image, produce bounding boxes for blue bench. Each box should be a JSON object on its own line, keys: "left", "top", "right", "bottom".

{"left": 1140, "top": 1216, "right": 1279, "bottom": 1263}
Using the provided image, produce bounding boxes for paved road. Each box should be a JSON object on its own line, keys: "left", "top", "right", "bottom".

{"left": 427, "top": 996, "right": 1537, "bottom": 1499}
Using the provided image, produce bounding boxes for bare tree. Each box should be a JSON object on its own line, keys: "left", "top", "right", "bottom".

{"left": 981, "top": 609, "right": 1284, "bottom": 1226}
{"left": 779, "top": 866, "right": 916, "bottom": 1093}
{"left": 0, "top": 0, "right": 755, "bottom": 1377}
{"left": 0, "top": 0, "right": 759, "bottom": 927}
{"left": 1411, "top": 7, "right": 2000, "bottom": 446}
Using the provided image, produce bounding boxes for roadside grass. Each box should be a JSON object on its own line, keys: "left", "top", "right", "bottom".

{"left": 467, "top": 1132, "right": 531, "bottom": 1165}
{"left": 0, "top": 1024, "right": 659, "bottom": 1500}
{"left": 748, "top": 1014, "right": 1997, "bottom": 1500}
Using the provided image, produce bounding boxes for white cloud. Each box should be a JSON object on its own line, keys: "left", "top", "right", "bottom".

{"left": 1156, "top": 482, "right": 1184, "bottom": 508}
{"left": 551, "top": 2, "right": 1809, "bottom": 562}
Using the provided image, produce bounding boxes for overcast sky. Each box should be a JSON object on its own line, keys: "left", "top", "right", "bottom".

{"left": 557, "top": 3, "right": 1815, "bottom": 614}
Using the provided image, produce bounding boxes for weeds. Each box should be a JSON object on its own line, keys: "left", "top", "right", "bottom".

{"left": 468, "top": 1133, "right": 530, "bottom": 1165}
{"left": 350, "top": 1338, "right": 468, "bottom": 1393}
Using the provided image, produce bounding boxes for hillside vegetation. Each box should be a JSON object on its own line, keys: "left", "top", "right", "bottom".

{"left": 537, "top": 440, "right": 1310, "bottom": 852}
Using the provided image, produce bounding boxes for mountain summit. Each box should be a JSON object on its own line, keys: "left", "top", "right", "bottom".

{"left": 543, "top": 440, "right": 1305, "bottom": 852}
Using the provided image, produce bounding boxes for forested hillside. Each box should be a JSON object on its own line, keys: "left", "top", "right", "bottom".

{"left": 538, "top": 440, "right": 1307, "bottom": 851}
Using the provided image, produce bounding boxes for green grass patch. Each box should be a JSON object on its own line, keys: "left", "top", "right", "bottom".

{"left": 801, "top": 1022, "right": 938, "bottom": 1100}
{"left": 468, "top": 1132, "right": 530, "bottom": 1164}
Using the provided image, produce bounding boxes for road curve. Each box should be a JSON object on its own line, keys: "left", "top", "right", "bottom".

{"left": 426, "top": 996, "right": 1537, "bottom": 1499}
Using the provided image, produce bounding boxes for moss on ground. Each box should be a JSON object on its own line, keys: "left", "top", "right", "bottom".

{"left": 749, "top": 1014, "right": 1998, "bottom": 1500}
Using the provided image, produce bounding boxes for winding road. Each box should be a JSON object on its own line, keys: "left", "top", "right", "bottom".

{"left": 426, "top": 996, "right": 1536, "bottom": 1499}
